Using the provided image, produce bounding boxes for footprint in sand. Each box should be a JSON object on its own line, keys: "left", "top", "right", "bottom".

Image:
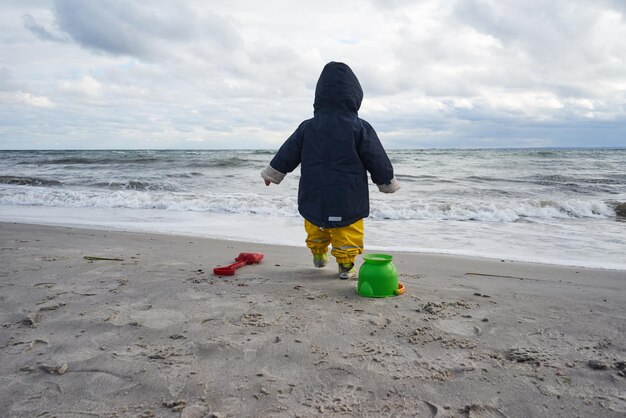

{"left": 107, "top": 308, "right": 186, "bottom": 329}
{"left": 176, "top": 289, "right": 210, "bottom": 301}
{"left": 463, "top": 404, "right": 510, "bottom": 418}
{"left": 433, "top": 319, "right": 481, "bottom": 337}
{"left": 75, "top": 369, "right": 138, "bottom": 397}
{"left": 129, "top": 302, "right": 153, "bottom": 311}
{"left": 541, "top": 327, "right": 565, "bottom": 339}
{"left": 130, "top": 309, "right": 186, "bottom": 329}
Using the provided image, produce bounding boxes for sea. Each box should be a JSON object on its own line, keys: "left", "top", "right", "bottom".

{"left": 1, "top": 149, "right": 625, "bottom": 270}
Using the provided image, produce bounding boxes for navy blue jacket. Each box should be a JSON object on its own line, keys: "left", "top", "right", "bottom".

{"left": 269, "top": 62, "right": 395, "bottom": 228}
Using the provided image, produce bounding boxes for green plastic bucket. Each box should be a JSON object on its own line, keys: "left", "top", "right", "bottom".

{"left": 357, "top": 254, "right": 404, "bottom": 298}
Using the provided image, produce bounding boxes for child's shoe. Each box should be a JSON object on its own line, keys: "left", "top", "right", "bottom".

{"left": 338, "top": 263, "right": 357, "bottom": 280}
{"left": 313, "top": 253, "right": 328, "bottom": 268}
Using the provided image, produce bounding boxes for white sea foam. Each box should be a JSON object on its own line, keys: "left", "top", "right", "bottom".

{"left": 370, "top": 198, "right": 615, "bottom": 221}
{"left": 0, "top": 185, "right": 615, "bottom": 222}
{"left": 0, "top": 187, "right": 300, "bottom": 217}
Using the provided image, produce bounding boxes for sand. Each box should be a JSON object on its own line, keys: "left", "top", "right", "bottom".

{"left": 0, "top": 222, "right": 624, "bottom": 417}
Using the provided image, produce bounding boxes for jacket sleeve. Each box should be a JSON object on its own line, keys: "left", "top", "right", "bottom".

{"left": 357, "top": 120, "right": 399, "bottom": 192}
{"left": 261, "top": 124, "right": 304, "bottom": 184}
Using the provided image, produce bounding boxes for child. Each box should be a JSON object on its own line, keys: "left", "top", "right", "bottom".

{"left": 261, "top": 61, "right": 399, "bottom": 279}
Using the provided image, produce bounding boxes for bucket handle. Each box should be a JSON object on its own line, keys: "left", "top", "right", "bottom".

{"left": 394, "top": 283, "right": 405, "bottom": 296}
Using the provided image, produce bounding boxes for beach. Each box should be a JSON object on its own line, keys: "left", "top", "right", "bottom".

{"left": 1, "top": 222, "right": 624, "bottom": 417}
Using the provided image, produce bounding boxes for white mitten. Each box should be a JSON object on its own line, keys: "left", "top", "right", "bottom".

{"left": 261, "top": 165, "right": 286, "bottom": 184}
{"left": 377, "top": 177, "right": 400, "bottom": 193}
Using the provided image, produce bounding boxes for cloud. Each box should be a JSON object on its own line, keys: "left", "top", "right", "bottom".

{"left": 49, "top": 0, "right": 242, "bottom": 59}
{"left": 0, "top": 67, "right": 19, "bottom": 92}
{"left": 15, "top": 91, "right": 56, "bottom": 108}
{"left": 603, "top": 0, "right": 626, "bottom": 16}
{"left": 22, "top": 13, "right": 69, "bottom": 43}
{"left": 59, "top": 75, "right": 103, "bottom": 99}
{"left": 0, "top": 71, "right": 56, "bottom": 111}
{"left": 369, "top": 0, "right": 430, "bottom": 10}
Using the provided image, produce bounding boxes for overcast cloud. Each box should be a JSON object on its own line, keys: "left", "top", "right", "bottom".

{"left": 1, "top": 0, "right": 625, "bottom": 149}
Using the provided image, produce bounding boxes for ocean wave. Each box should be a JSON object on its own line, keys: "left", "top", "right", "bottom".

{"left": 527, "top": 150, "right": 561, "bottom": 158}
{"left": 88, "top": 181, "right": 179, "bottom": 192}
{"left": 0, "top": 187, "right": 616, "bottom": 222}
{"left": 185, "top": 156, "right": 251, "bottom": 168}
{"left": 0, "top": 176, "right": 61, "bottom": 187}
{"left": 466, "top": 176, "right": 528, "bottom": 184}
{"left": 165, "top": 172, "right": 204, "bottom": 178}
{"left": 23, "top": 157, "right": 163, "bottom": 165}
{"left": 528, "top": 174, "right": 624, "bottom": 194}
{"left": 0, "top": 189, "right": 299, "bottom": 217}
{"left": 369, "top": 199, "right": 615, "bottom": 221}
{"left": 533, "top": 174, "right": 626, "bottom": 185}
{"left": 396, "top": 174, "right": 438, "bottom": 181}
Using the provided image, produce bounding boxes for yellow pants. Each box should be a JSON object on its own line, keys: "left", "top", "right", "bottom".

{"left": 304, "top": 219, "right": 364, "bottom": 264}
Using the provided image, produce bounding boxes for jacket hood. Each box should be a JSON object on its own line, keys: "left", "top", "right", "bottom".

{"left": 313, "top": 62, "right": 363, "bottom": 114}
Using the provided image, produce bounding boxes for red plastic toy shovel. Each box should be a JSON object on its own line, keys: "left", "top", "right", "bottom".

{"left": 213, "top": 252, "right": 264, "bottom": 276}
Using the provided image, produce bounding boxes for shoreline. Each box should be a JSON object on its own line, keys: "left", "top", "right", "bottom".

{"left": 1, "top": 222, "right": 624, "bottom": 417}
{"left": 2, "top": 217, "right": 625, "bottom": 272}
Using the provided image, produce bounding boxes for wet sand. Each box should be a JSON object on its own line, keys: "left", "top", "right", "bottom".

{"left": 1, "top": 222, "right": 624, "bottom": 417}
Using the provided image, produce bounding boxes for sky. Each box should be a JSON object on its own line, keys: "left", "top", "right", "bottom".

{"left": 1, "top": 0, "right": 625, "bottom": 150}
